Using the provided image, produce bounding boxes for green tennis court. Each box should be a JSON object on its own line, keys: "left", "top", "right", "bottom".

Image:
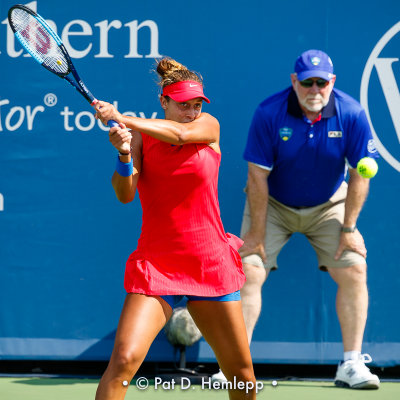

{"left": 1, "top": 377, "right": 399, "bottom": 400}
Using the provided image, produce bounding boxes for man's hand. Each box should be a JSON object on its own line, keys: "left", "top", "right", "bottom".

{"left": 334, "top": 229, "right": 367, "bottom": 260}
{"left": 239, "top": 231, "right": 267, "bottom": 263}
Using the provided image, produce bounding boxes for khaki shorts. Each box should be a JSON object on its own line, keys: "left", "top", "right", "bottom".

{"left": 241, "top": 182, "right": 367, "bottom": 271}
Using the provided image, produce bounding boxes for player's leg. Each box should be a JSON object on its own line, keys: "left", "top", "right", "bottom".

{"left": 95, "top": 293, "right": 173, "bottom": 400}
{"left": 187, "top": 298, "right": 257, "bottom": 400}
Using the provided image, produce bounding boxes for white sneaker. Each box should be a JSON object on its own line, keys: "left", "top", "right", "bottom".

{"left": 334, "top": 353, "right": 380, "bottom": 389}
{"left": 211, "top": 369, "right": 227, "bottom": 382}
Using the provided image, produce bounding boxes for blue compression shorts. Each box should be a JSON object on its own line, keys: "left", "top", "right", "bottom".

{"left": 161, "top": 290, "right": 241, "bottom": 309}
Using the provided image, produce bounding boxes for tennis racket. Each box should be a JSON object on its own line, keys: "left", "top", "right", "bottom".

{"left": 7, "top": 4, "right": 118, "bottom": 128}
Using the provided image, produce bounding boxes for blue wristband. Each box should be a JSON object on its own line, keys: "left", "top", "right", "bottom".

{"left": 116, "top": 156, "right": 133, "bottom": 177}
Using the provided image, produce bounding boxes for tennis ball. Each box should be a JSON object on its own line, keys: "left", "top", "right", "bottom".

{"left": 271, "top": 380, "right": 278, "bottom": 387}
{"left": 357, "top": 157, "right": 378, "bottom": 178}
{"left": 56, "top": 60, "right": 62, "bottom": 65}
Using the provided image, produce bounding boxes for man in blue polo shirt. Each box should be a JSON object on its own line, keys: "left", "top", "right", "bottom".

{"left": 212, "top": 50, "right": 380, "bottom": 389}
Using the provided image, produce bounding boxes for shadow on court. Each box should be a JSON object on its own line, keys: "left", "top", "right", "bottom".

{"left": 271, "top": 381, "right": 336, "bottom": 389}
{"left": 10, "top": 378, "right": 99, "bottom": 386}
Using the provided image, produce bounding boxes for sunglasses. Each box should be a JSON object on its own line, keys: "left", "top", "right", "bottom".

{"left": 299, "top": 78, "right": 329, "bottom": 88}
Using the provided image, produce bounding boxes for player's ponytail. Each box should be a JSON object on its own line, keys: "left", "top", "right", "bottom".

{"left": 156, "top": 57, "right": 203, "bottom": 88}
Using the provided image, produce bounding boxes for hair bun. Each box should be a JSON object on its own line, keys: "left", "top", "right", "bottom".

{"left": 156, "top": 57, "right": 187, "bottom": 78}
{"left": 155, "top": 57, "right": 203, "bottom": 88}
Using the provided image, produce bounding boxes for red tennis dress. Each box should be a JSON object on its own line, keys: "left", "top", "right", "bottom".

{"left": 124, "top": 134, "right": 245, "bottom": 296}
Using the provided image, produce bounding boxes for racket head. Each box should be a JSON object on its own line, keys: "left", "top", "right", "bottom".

{"left": 8, "top": 4, "right": 70, "bottom": 77}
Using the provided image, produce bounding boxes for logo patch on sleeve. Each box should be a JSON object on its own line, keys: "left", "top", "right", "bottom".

{"left": 367, "top": 139, "right": 377, "bottom": 153}
{"left": 279, "top": 127, "right": 293, "bottom": 141}
{"left": 328, "top": 131, "right": 343, "bottom": 138}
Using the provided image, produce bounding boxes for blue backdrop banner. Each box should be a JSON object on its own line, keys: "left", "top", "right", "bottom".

{"left": 1, "top": 0, "right": 399, "bottom": 366}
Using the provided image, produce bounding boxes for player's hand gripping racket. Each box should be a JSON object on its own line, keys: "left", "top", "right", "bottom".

{"left": 7, "top": 4, "right": 118, "bottom": 128}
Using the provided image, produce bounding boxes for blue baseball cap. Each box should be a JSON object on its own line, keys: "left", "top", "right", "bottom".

{"left": 295, "top": 49, "right": 334, "bottom": 81}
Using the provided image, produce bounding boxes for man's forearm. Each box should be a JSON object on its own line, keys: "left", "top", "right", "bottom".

{"left": 343, "top": 170, "right": 370, "bottom": 228}
{"left": 246, "top": 169, "right": 269, "bottom": 238}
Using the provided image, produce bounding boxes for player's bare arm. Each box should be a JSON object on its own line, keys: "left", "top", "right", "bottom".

{"left": 111, "top": 130, "right": 142, "bottom": 204}
{"left": 95, "top": 101, "right": 219, "bottom": 147}
{"left": 121, "top": 112, "right": 219, "bottom": 145}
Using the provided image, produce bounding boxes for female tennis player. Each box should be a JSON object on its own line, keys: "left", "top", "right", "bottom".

{"left": 94, "top": 57, "right": 256, "bottom": 400}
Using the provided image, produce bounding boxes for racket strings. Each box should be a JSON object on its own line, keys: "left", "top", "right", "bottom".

{"left": 9, "top": 8, "right": 69, "bottom": 75}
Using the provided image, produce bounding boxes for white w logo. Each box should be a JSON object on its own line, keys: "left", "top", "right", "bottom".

{"left": 361, "top": 22, "right": 400, "bottom": 172}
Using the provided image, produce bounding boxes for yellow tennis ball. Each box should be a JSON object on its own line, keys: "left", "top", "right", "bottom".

{"left": 56, "top": 60, "right": 62, "bottom": 65}
{"left": 357, "top": 157, "right": 378, "bottom": 178}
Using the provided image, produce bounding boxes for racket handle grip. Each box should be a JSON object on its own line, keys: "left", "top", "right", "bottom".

{"left": 107, "top": 120, "right": 119, "bottom": 128}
